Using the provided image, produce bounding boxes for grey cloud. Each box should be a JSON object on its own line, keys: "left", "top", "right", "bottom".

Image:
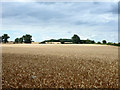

{"left": 1, "top": 2, "right": 118, "bottom": 42}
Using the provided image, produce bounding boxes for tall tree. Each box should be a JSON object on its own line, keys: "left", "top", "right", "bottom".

{"left": 72, "top": 34, "right": 81, "bottom": 44}
{"left": 23, "top": 34, "right": 32, "bottom": 43}
{"left": 2, "top": 34, "right": 10, "bottom": 43}
{"left": 102, "top": 40, "right": 107, "bottom": 44}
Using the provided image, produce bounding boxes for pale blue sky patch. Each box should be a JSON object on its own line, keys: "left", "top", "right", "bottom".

{"left": 1, "top": 2, "right": 118, "bottom": 42}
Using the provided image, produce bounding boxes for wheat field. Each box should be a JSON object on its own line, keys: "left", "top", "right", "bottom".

{"left": 1, "top": 44, "right": 119, "bottom": 88}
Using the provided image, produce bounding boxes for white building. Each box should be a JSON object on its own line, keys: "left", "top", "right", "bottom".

{"left": 45, "top": 42, "right": 61, "bottom": 44}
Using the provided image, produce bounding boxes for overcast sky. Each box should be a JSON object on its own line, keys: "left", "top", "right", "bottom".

{"left": 1, "top": 1, "right": 118, "bottom": 42}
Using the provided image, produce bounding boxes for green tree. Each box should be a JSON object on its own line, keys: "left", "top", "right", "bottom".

{"left": 91, "top": 40, "right": 95, "bottom": 44}
{"left": 97, "top": 41, "right": 101, "bottom": 44}
{"left": 23, "top": 34, "right": 32, "bottom": 43}
{"left": 19, "top": 37, "right": 23, "bottom": 43}
{"left": 2, "top": 34, "right": 10, "bottom": 43}
{"left": 102, "top": 40, "right": 107, "bottom": 44}
{"left": 15, "top": 38, "right": 19, "bottom": 43}
{"left": 86, "top": 39, "right": 91, "bottom": 44}
{"left": 72, "top": 34, "right": 81, "bottom": 44}
{"left": 107, "top": 42, "right": 113, "bottom": 45}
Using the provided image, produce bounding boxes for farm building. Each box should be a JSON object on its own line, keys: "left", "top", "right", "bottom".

{"left": 45, "top": 42, "right": 61, "bottom": 44}
{"left": 64, "top": 42, "right": 73, "bottom": 44}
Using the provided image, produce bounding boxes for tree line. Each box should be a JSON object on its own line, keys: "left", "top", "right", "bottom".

{"left": 1, "top": 34, "right": 32, "bottom": 44}
{"left": 41, "top": 34, "right": 108, "bottom": 44}
{"left": 1, "top": 34, "right": 120, "bottom": 46}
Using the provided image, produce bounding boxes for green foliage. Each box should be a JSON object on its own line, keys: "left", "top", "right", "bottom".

{"left": 72, "top": 34, "right": 81, "bottom": 44}
{"left": 23, "top": 34, "right": 32, "bottom": 43}
{"left": 14, "top": 37, "right": 23, "bottom": 43}
{"left": 15, "top": 38, "right": 19, "bottom": 43}
{"left": 58, "top": 39, "right": 72, "bottom": 42}
{"left": 19, "top": 37, "right": 23, "bottom": 43}
{"left": 91, "top": 40, "right": 95, "bottom": 44}
{"left": 2, "top": 33, "right": 117, "bottom": 46}
{"left": 40, "top": 41, "right": 46, "bottom": 44}
{"left": 2, "top": 34, "right": 10, "bottom": 43}
{"left": 97, "top": 41, "right": 101, "bottom": 44}
{"left": 60, "top": 40, "right": 64, "bottom": 44}
{"left": 41, "top": 39, "right": 73, "bottom": 44}
{"left": 113, "top": 43, "right": 120, "bottom": 46}
{"left": 81, "top": 40, "right": 95, "bottom": 44}
{"left": 107, "top": 42, "right": 113, "bottom": 45}
{"left": 80, "top": 40, "right": 86, "bottom": 44}
{"left": 86, "top": 39, "right": 91, "bottom": 44}
{"left": 59, "top": 39, "right": 72, "bottom": 44}
{"left": 107, "top": 42, "right": 120, "bottom": 46}
{"left": 102, "top": 40, "right": 107, "bottom": 44}
{"left": 42, "top": 39, "right": 59, "bottom": 43}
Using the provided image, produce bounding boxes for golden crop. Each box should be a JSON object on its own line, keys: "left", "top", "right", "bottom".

{"left": 2, "top": 44, "right": 119, "bottom": 88}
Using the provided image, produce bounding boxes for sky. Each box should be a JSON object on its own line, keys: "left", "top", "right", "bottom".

{"left": 0, "top": 1, "right": 118, "bottom": 42}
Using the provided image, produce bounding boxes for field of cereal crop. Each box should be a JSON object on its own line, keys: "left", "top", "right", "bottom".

{"left": 2, "top": 44, "right": 119, "bottom": 88}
